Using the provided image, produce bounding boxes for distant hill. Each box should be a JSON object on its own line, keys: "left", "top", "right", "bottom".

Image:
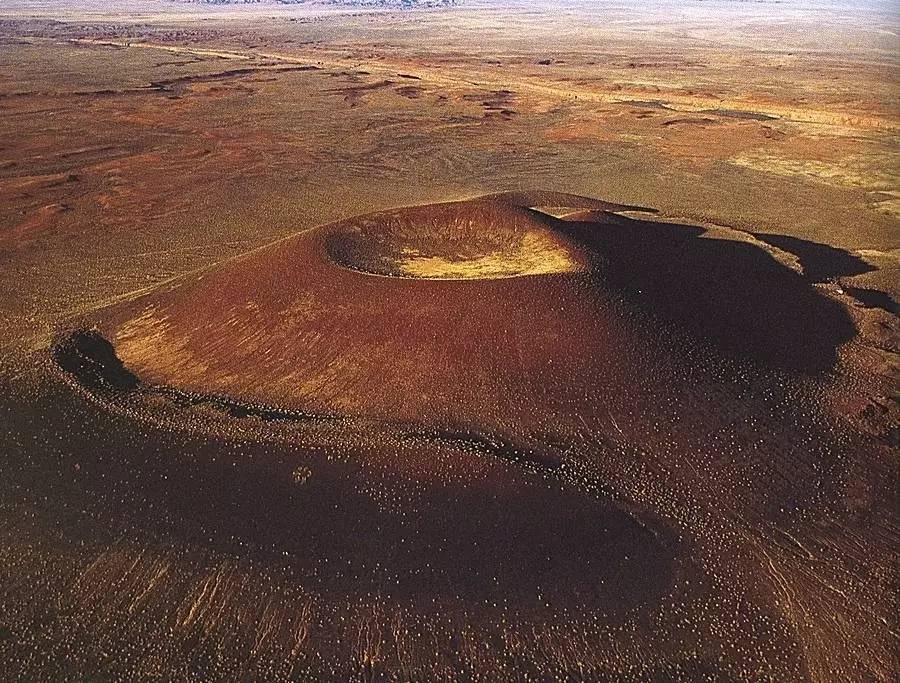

{"left": 170, "top": 0, "right": 458, "bottom": 7}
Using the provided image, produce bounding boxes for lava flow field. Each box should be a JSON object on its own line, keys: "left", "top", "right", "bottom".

{"left": 9, "top": 190, "right": 892, "bottom": 680}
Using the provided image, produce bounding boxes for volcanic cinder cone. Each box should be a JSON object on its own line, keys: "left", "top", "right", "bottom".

{"left": 78, "top": 191, "right": 852, "bottom": 426}
{"left": 45, "top": 191, "right": 897, "bottom": 679}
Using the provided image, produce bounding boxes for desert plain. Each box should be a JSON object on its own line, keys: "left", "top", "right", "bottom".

{"left": 0, "top": 0, "right": 898, "bottom": 681}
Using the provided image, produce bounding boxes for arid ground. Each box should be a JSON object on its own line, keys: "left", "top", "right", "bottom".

{"left": 0, "top": 1, "right": 898, "bottom": 681}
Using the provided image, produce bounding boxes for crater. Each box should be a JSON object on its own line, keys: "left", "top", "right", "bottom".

{"left": 325, "top": 199, "right": 586, "bottom": 280}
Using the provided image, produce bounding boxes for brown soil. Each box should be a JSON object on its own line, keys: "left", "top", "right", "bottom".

{"left": 0, "top": 2, "right": 898, "bottom": 681}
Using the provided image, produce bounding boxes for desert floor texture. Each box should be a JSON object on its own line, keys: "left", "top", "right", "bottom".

{"left": 0, "top": 1, "right": 898, "bottom": 681}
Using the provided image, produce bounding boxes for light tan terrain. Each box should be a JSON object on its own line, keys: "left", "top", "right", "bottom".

{"left": 0, "top": 1, "right": 897, "bottom": 681}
